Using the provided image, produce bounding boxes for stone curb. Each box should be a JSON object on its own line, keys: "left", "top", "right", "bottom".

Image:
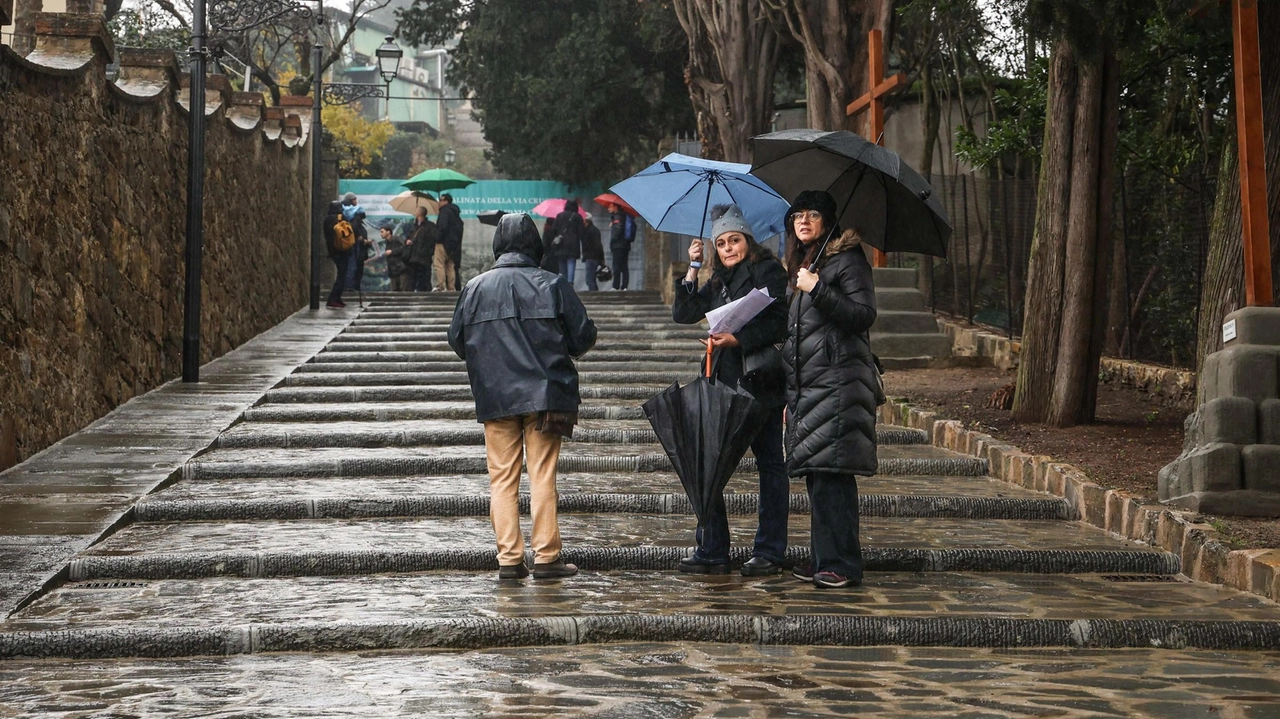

{"left": 133, "top": 493, "right": 1068, "bottom": 522}
{"left": 181, "top": 455, "right": 988, "bottom": 480}
{"left": 281, "top": 371, "right": 695, "bottom": 387}
{"left": 242, "top": 404, "right": 650, "bottom": 422}
{"left": 214, "top": 426, "right": 929, "bottom": 449}
{"left": 67, "top": 547, "right": 1177, "bottom": 580}
{"left": 4, "top": 615, "right": 1274, "bottom": 660}
{"left": 878, "top": 399, "right": 1280, "bottom": 604}
{"left": 296, "top": 360, "right": 701, "bottom": 371}
{"left": 260, "top": 385, "right": 668, "bottom": 403}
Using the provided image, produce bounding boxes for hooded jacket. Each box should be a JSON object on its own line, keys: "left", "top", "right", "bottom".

{"left": 550, "top": 205, "right": 584, "bottom": 260}
{"left": 448, "top": 214, "right": 598, "bottom": 422}
{"left": 437, "top": 201, "right": 464, "bottom": 256}
{"left": 581, "top": 219, "right": 605, "bottom": 263}
{"left": 784, "top": 230, "right": 878, "bottom": 477}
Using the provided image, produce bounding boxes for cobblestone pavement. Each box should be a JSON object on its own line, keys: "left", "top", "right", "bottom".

{"left": 2, "top": 291, "right": 1279, "bottom": 716}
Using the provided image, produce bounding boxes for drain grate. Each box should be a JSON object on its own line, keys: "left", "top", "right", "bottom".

{"left": 1100, "top": 575, "right": 1178, "bottom": 583}
{"left": 69, "top": 581, "right": 148, "bottom": 590}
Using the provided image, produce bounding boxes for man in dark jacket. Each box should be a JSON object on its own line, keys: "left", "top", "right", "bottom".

{"left": 381, "top": 224, "right": 411, "bottom": 291}
{"left": 580, "top": 212, "right": 604, "bottom": 291}
{"left": 323, "top": 200, "right": 350, "bottom": 308}
{"left": 437, "top": 193, "right": 464, "bottom": 289}
{"left": 608, "top": 204, "right": 636, "bottom": 290}
{"left": 448, "top": 213, "right": 597, "bottom": 580}
{"left": 549, "top": 199, "right": 584, "bottom": 283}
{"left": 407, "top": 206, "right": 437, "bottom": 291}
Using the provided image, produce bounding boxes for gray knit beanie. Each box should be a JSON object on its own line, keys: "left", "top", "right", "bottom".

{"left": 709, "top": 204, "right": 753, "bottom": 242}
{"left": 342, "top": 192, "right": 357, "bottom": 203}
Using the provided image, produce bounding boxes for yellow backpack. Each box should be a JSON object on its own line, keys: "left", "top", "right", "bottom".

{"left": 333, "top": 219, "right": 356, "bottom": 252}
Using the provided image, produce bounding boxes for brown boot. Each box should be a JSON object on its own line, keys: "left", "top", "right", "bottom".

{"left": 532, "top": 558, "right": 578, "bottom": 579}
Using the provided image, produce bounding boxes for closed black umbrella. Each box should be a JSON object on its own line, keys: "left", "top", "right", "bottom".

{"left": 642, "top": 378, "right": 762, "bottom": 524}
{"left": 477, "top": 209, "right": 507, "bottom": 227}
{"left": 750, "top": 129, "right": 951, "bottom": 258}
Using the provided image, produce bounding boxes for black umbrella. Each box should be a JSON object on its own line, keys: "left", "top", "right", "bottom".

{"left": 642, "top": 377, "right": 763, "bottom": 523}
{"left": 477, "top": 209, "right": 507, "bottom": 226}
{"left": 750, "top": 128, "right": 951, "bottom": 258}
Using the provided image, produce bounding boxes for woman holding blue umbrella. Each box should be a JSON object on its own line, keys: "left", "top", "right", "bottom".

{"left": 671, "top": 204, "right": 789, "bottom": 575}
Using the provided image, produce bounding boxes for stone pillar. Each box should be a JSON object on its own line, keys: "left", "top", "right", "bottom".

{"left": 10, "top": 0, "right": 38, "bottom": 56}
{"left": 278, "top": 95, "right": 312, "bottom": 145}
{"left": 26, "top": 11, "right": 113, "bottom": 68}
{"left": 227, "top": 91, "right": 265, "bottom": 130}
{"left": 1160, "top": 307, "right": 1280, "bottom": 516}
{"left": 263, "top": 107, "right": 286, "bottom": 141}
{"left": 115, "top": 48, "right": 178, "bottom": 98}
{"left": 1, "top": 0, "right": 13, "bottom": 30}
{"left": 178, "top": 72, "right": 231, "bottom": 115}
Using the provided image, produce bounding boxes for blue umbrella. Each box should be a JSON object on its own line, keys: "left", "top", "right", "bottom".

{"left": 610, "top": 153, "right": 790, "bottom": 240}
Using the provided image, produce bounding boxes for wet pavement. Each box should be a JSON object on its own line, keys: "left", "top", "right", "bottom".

{"left": 2, "top": 291, "right": 1279, "bottom": 715}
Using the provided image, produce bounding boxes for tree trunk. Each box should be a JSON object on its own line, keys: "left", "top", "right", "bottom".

{"left": 1013, "top": 40, "right": 1077, "bottom": 423}
{"left": 1082, "top": 49, "right": 1122, "bottom": 421}
{"left": 11, "top": 0, "right": 40, "bottom": 55}
{"left": 1104, "top": 170, "right": 1129, "bottom": 357}
{"left": 919, "top": 71, "right": 941, "bottom": 303}
{"left": 1260, "top": 1, "right": 1280, "bottom": 295}
{"left": 1196, "top": 133, "right": 1244, "bottom": 375}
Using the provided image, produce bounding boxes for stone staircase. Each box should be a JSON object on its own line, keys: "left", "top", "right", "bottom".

{"left": 3, "top": 291, "right": 1279, "bottom": 715}
{"left": 873, "top": 267, "right": 952, "bottom": 368}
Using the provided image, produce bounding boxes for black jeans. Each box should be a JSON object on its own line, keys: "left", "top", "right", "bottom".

{"left": 806, "top": 472, "right": 863, "bottom": 581}
{"left": 693, "top": 405, "right": 788, "bottom": 564}
{"left": 611, "top": 248, "right": 629, "bottom": 289}
{"left": 326, "top": 253, "right": 349, "bottom": 304}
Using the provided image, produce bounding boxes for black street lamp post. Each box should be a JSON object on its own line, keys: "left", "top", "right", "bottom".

{"left": 376, "top": 36, "right": 403, "bottom": 122}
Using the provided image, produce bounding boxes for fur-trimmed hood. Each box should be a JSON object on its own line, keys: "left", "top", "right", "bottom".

{"left": 823, "top": 229, "right": 863, "bottom": 257}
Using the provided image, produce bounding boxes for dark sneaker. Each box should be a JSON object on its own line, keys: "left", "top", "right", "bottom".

{"left": 498, "top": 563, "right": 529, "bottom": 580}
{"left": 741, "top": 556, "right": 784, "bottom": 577}
{"left": 325, "top": 302, "right": 342, "bottom": 309}
{"left": 813, "top": 571, "right": 859, "bottom": 589}
{"left": 532, "top": 559, "right": 578, "bottom": 579}
{"left": 678, "top": 556, "right": 731, "bottom": 575}
{"left": 791, "top": 564, "right": 814, "bottom": 582}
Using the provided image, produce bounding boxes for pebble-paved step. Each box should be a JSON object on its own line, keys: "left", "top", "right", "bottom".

{"left": 181, "top": 444, "right": 989, "bottom": 480}
{"left": 13, "top": 572, "right": 1275, "bottom": 633}
{"left": 280, "top": 371, "right": 696, "bottom": 387}
{"left": 310, "top": 350, "right": 704, "bottom": 363}
{"left": 214, "top": 420, "right": 927, "bottom": 448}
{"left": 328, "top": 329, "right": 711, "bottom": 342}
{"left": 259, "top": 385, "right": 672, "bottom": 403}
{"left": 347, "top": 313, "right": 690, "bottom": 325}
{"left": 315, "top": 342, "right": 703, "bottom": 354}
{"left": 241, "top": 401, "right": 652, "bottom": 422}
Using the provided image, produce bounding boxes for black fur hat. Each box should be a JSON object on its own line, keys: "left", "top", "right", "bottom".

{"left": 787, "top": 190, "right": 838, "bottom": 224}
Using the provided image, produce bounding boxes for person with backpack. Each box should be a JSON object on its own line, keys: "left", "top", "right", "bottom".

{"left": 324, "top": 199, "right": 355, "bottom": 308}
{"left": 608, "top": 203, "right": 636, "bottom": 290}
{"left": 342, "top": 193, "right": 372, "bottom": 300}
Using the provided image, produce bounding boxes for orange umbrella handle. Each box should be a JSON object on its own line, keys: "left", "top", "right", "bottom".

{"left": 705, "top": 341, "right": 714, "bottom": 379}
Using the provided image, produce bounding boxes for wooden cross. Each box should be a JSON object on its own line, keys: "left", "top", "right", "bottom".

{"left": 1233, "top": 0, "right": 1273, "bottom": 306}
{"left": 847, "top": 29, "right": 909, "bottom": 268}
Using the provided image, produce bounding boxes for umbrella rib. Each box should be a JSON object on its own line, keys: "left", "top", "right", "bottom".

{"left": 653, "top": 170, "right": 713, "bottom": 231}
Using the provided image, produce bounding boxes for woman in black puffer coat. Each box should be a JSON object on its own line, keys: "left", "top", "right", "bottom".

{"left": 782, "top": 190, "right": 878, "bottom": 589}
{"left": 672, "top": 204, "right": 789, "bottom": 576}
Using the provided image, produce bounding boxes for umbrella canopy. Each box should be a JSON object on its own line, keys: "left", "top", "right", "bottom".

{"left": 611, "top": 153, "right": 790, "bottom": 240}
{"left": 593, "top": 192, "right": 638, "bottom": 216}
{"left": 750, "top": 129, "right": 951, "bottom": 257}
{"left": 642, "top": 379, "right": 763, "bottom": 524}
{"left": 386, "top": 190, "right": 439, "bottom": 216}
{"left": 532, "top": 198, "right": 589, "bottom": 219}
{"left": 402, "top": 167, "right": 475, "bottom": 194}
{"left": 477, "top": 209, "right": 507, "bottom": 227}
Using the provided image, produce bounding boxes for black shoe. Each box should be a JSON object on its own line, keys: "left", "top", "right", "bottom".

{"left": 791, "top": 564, "right": 814, "bottom": 582}
{"left": 532, "top": 558, "right": 578, "bottom": 579}
{"left": 498, "top": 563, "right": 529, "bottom": 580}
{"left": 741, "top": 556, "right": 784, "bottom": 577}
{"left": 813, "top": 571, "right": 860, "bottom": 589}
{"left": 678, "top": 556, "right": 731, "bottom": 575}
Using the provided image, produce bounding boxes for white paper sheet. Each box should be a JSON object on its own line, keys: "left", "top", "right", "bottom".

{"left": 704, "top": 287, "right": 775, "bottom": 336}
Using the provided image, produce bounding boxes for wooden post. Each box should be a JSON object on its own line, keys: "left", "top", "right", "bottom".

{"left": 1234, "top": 0, "right": 1274, "bottom": 306}
{"left": 847, "top": 29, "right": 908, "bottom": 269}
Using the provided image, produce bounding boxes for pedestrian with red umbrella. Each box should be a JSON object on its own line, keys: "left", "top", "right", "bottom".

{"left": 548, "top": 199, "right": 585, "bottom": 284}
{"left": 603, "top": 198, "right": 636, "bottom": 290}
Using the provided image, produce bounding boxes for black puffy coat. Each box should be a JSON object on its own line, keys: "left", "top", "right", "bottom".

{"left": 784, "top": 230, "right": 878, "bottom": 477}
{"left": 550, "top": 209, "right": 584, "bottom": 260}
{"left": 448, "top": 214, "right": 598, "bottom": 423}
{"left": 673, "top": 255, "right": 789, "bottom": 409}
{"left": 437, "top": 202, "right": 464, "bottom": 256}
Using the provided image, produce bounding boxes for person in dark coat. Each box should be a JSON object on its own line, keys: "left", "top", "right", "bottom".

{"left": 672, "top": 204, "right": 789, "bottom": 576}
{"left": 608, "top": 204, "right": 636, "bottom": 290}
{"left": 580, "top": 212, "right": 605, "bottom": 291}
{"left": 549, "top": 199, "right": 584, "bottom": 283}
{"left": 407, "top": 206, "right": 438, "bottom": 291}
{"left": 437, "top": 193, "right": 465, "bottom": 289}
{"left": 448, "top": 213, "right": 598, "bottom": 581}
{"left": 540, "top": 216, "right": 559, "bottom": 272}
{"left": 341, "top": 193, "right": 372, "bottom": 299}
{"left": 783, "top": 190, "right": 878, "bottom": 589}
{"left": 381, "top": 224, "right": 412, "bottom": 291}
{"left": 323, "top": 200, "right": 350, "bottom": 308}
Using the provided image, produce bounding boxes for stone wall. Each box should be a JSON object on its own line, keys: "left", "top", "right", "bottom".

{"left": 0, "top": 13, "right": 311, "bottom": 464}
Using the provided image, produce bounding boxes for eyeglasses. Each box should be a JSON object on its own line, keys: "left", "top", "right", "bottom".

{"left": 792, "top": 210, "right": 823, "bottom": 223}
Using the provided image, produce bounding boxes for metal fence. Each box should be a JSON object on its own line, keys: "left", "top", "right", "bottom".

{"left": 906, "top": 168, "right": 1212, "bottom": 369}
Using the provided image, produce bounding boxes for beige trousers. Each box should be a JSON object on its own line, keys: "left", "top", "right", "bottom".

{"left": 484, "top": 413, "right": 563, "bottom": 566}
{"left": 433, "top": 245, "right": 457, "bottom": 291}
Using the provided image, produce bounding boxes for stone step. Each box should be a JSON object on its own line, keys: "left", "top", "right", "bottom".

{"left": 870, "top": 332, "right": 953, "bottom": 359}
{"left": 241, "top": 401, "right": 651, "bottom": 422}
{"left": 280, "top": 371, "right": 696, "bottom": 388}
{"left": 181, "top": 445, "right": 988, "bottom": 480}
{"left": 875, "top": 287, "right": 928, "bottom": 312}
{"left": 258, "top": 384, "right": 670, "bottom": 404}
{"left": 871, "top": 267, "right": 921, "bottom": 289}
{"left": 151, "top": 472, "right": 1045, "bottom": 501}
{"left": 134, "top": 492, "right": 1064, "bottom": 522}
{"left": 311, "top": 350, "right": 702, "bottom": 363}
{"left": 15, "top": 571, "right": 1271, "bottom": 637}
{"left": 73, "top": 517, "right": 1171, "bottom": 578}
{"left": 870, "top": 311, "right": 941, "bottom": 336}
{"left": 331, "top": 329, "right": 711, "bottom": 341}
{"left": 351, "top": 310, "right": 681, "bottom": 322}
{"left": 297, "top": 358, "right": 703, "bottom": 370}
{"left": 214, "top": 421, "right": 928, "bottom": 449}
